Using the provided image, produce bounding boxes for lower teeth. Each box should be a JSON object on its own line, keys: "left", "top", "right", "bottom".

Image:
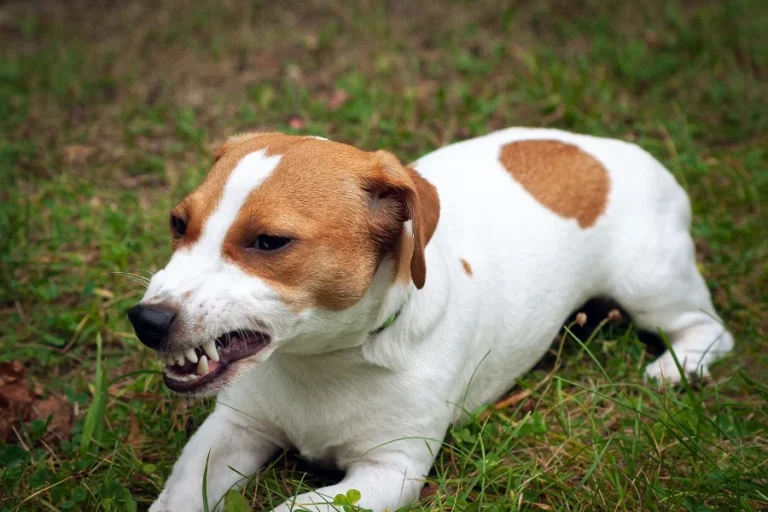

{"left": 163, "top": 368, "right": 200, "bottom": 382}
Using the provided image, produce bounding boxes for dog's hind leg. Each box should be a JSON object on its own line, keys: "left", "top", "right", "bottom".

{"left": 608, "top": 188, "right": 734, "bottom": 385}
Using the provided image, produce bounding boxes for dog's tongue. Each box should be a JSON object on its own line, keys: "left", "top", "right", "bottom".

{"left": 218, "top": 331, "right": 269, "bottom": 360}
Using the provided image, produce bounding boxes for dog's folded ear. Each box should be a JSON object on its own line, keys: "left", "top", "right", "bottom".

{"left": 365, "top": 151, "right": 440, "bottom": 289}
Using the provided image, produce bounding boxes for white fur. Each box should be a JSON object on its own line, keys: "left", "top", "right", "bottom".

{"left": 144, "top": 150, "right": 295, "bottom": 354}
{"left": 146, "top": 128, "right": 733, "bottom": 512}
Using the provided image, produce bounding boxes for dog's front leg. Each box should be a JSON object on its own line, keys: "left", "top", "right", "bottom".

{"left": 273, "top": 455, "right": 430, "bottom": 512}
{"left": 151, "top": 407, "right": 279, "bottom": 512}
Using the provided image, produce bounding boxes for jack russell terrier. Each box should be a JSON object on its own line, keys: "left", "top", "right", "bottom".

{"left": 128, "top": 128, "right": 734, "bottom": 511}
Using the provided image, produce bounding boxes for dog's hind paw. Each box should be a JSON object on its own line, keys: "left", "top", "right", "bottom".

{"left": 644, "top": 351, "right": 711, "bottom": 387}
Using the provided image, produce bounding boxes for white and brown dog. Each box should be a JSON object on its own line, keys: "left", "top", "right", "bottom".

{"left": 128, "top": 128, "right": 734, "bottom": 511}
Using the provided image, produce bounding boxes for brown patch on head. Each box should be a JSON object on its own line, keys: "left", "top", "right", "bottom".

{"left": 498, "top": 140, "right": 610, "bottom": 228}
{"left": 212, "top": 131, "right": 283, "bottom": 160}
{"left": 175, "top": 133, "right": 440, "bottom": 312}
{"left": 170, "top": 132, "right": 300, "bottom": 250}
{"left": 460, "top": 259, "right": 472, "bottom": 276}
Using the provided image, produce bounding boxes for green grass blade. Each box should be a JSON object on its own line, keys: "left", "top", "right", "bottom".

{"left": 578, "top": 434, "right": 615, "bottom": 489}
{"left": 224, "top": 490, "right": 252, "bottom": 512}
{"left": 79, "top": 333, "right": 107, "bottom": 456}
{"left": 203, "top": 449, "right": 211, "bottom": 512}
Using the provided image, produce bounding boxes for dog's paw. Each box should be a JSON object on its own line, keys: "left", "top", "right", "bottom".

{"left": 148, "top": 489, "right": 168, "bottom": 512}
{"left": 148, "top": 496, "right": 169, "bottom": 512}
{"left": 271, "top": 493, "right": 344, "bottom": 512}
{"left": 644, "top": 351, "right": 710, "bottom": 387}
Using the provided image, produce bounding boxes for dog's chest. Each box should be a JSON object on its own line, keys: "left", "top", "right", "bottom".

{"left": 281, "top": 382, "right": 414, "bottom": 462}
{"left": 293, "top": 440, "right": 356, "bottom": 468}
{"left": 226, "top": 358, "right": 445, "bottom": 467}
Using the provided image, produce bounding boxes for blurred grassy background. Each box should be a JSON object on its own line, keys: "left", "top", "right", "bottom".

{"left": 0, "top": 0, "right": 766, "bottom": 510}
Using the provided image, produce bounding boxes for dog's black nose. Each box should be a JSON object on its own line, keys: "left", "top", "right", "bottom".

{"left": 127, "top": 304, "right": 176, "bottom": 349}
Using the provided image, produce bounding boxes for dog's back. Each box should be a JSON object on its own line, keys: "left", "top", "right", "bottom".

{"left": 411, "top": 127, "right": 732, "bottom": 411}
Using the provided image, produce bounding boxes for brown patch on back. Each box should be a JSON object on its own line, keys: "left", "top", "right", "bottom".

{"left": 498, "top": 140, "right": 610, "bottom": 228}
{"left": 460, "top": 259, "right": 473, "bottom": 276}
{"left": 212, "top": 131, "right": 284, "bottom": 160}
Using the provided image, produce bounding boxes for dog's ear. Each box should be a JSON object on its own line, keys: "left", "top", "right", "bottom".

{"left": 365, "top": 151, "right": 440, "bottom": 289}
{"left": 213, "top": 132, "right": 274, "bottom": 160}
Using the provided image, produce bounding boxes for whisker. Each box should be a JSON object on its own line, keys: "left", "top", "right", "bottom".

{"left": 124, "top": 268, "right": 156, "bottom": 278}
{"left": 112, "top": 276, "right": 150, "bottom": 289}
{"left": 107, "top": 271, "right": 151, "bottom": 286}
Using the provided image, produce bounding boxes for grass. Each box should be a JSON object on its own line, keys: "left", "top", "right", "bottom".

{"left": 0, "top": 0, "right": 766, "bottom": 510}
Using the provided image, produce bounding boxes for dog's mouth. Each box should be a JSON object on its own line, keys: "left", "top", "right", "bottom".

{"left": 160, "top": 330, "right": 270, "bottom": 393}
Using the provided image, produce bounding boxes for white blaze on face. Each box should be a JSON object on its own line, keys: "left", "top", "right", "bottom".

{"left": 199, "top": 150, "right": 283, "bottom": 257}
{"left": 143, "top": 150, "right": 286, "bottom": 342}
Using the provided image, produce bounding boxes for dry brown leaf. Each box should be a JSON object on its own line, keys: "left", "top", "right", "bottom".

{"left": 419, "top": 481, "right": 438, "bottom": 499}
{"left": 0, "top": 382, "right": 35, "bottom": 408}
{"left": 0, "top": 362, "right": 35, "bottom": 441}
{"left": 0, "top": 382, "right": 36, "bottom": 441}
{"left": 0, "top": 361, "right": 73, "bottom": 441}
{"left": 493, "top": 389, "right": 532, "bottom": 410}
{"left": 31, "top": 396, "right": 73, "bottom": 440}
{"left": 63, "top": 144, "right": 95, "bottom": 164}
{"left": 0, "top": 361, "right": 24, "bottom": 386}
{"left": 127, "top": 410, "right": 142, "bottom": 451}
{"left": 479, "top": 389, "right": 533, "bottom": 421}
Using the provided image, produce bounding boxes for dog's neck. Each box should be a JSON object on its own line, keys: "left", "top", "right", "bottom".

{"left": 273, "top": 249, "right": 446, "bottom": 369}
{"left": 269, "top": 228, "right": 451, "bottom": 373}
{"left": 368, "top": 303, "right": 406, "bottom": 336}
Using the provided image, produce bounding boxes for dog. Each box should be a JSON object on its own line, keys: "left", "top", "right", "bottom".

{"left": 128, "top": 128, "right": 734, "bottom": 511}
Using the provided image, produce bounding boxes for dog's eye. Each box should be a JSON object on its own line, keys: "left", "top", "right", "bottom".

{"left": 170, "top": 214, "right": 187, "bottom": 238}
{"left": 253, "top": 234, "right": 292, "bottom": 252}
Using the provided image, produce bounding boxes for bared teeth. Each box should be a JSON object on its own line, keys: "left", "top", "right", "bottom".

{"left": 197, "top": 355, "right": 209, "bottom": 375}
{"left": 202, "top": 341, "right": 219, "bottom": 362}
{"left": 185, "top": 348, "right": 198, "bottom": 364}
{"left": 175, "top": 354, "right": 185, "bottom": 366}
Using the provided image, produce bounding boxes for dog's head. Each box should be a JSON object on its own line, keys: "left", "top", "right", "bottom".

{"left": 128, "top": 133, "right": 439, "bottom": 395}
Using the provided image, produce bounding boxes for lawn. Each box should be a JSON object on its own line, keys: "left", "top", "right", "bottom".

{"left": 1, "top": 0, "right": 766, "bottom": 510}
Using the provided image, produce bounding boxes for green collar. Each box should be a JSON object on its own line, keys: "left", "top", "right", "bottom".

{"left": 369, "top": 307, "right": 404, "bottom": 336}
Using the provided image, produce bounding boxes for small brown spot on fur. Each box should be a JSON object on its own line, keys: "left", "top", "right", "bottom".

{"left": 498, "top": 140, "right": 609, "bottom": 228}
{"left": 460, "top": 259, "right": 472, "bottom": 276}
